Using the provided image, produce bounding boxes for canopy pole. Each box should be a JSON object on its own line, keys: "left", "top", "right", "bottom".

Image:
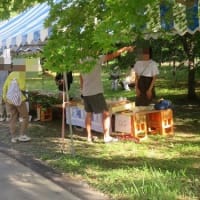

{"left": 63, "top": 72, "right": 75, "bottom": 156}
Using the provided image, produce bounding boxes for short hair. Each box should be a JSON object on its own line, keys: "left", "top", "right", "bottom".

{"left": 142, "top": 47, "right": 152, "bottom": 58}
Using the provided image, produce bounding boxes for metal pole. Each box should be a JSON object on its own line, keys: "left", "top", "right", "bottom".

{"left": 63, "top": 72, "right": 75, "bottom": 156}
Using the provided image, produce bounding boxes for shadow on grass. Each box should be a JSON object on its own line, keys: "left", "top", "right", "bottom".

{"left": 0, "top": 96, "right": 200, "bottom": 200}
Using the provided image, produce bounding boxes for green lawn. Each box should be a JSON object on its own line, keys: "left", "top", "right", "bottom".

{"left": 2, "top": 66, "right": 200, "bottom": 200}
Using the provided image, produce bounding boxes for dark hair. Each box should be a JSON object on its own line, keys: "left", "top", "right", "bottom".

{"left": 142, "top": 47, "right": 152, "bottom": 59}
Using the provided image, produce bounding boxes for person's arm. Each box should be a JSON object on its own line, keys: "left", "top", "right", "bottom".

{"left": 146, "top": 75, "right": 157, "bottom": 99}
{"left": 103, "top": 46, "right": 135, "bottom": 62}
{"left": 80, "top": 74, "right": 83, "bottom": 91}
{"left": 135, "top": 73, "right": 140, "bottom": 97}
{"left": 2, "top": 79, "right": 9, "bottom": 101}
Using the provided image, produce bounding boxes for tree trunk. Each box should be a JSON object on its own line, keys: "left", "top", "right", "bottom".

{"left": 181, "top": 34, "right": 197, "bottom": 100}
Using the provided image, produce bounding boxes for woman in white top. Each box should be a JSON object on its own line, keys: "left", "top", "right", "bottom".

{"left": 134, "top": 47, "right": 159, "bottom": 106}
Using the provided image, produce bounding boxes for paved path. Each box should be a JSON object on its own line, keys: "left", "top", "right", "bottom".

{"left": 0, "top": 151, "right": 81, "bottom": 200}
{"left": 0, "top": 122, "right": 109, "bottom": 200}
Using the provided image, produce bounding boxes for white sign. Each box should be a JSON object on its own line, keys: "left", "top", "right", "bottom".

{"left": 26, "top": 58, "right": 42, "bottom": 72}
{"left": 115, "top": 114, "right": 132, "bottom": 134}
{"left": 66, "top": 106, "right": 103, "bottom": 133}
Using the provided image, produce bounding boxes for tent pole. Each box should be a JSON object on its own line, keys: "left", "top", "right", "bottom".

{"left": 63, "top": 72, "right": 75, "bottom": 156}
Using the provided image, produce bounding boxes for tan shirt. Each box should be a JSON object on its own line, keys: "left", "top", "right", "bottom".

{"left": 81, "top": 55, "right": 105, "bottom": 96}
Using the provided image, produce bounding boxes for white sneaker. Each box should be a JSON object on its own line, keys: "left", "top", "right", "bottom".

{"left": 18, "top": 135, "right": 31, "bottom": 142}
{"left": 11, "top": 137, "right": 18, "bottom": 143}
{"left": 87, "top": 136, "right": 98, "bottom": 143}
{"left": 125, "top": 87, "right": 131, "bottom": 91}
{"left": 87, "top": 137, "right": 93, "bottom": 143}
{"left": 104, "top": 137, "right": 118, "bottom": 143}
{"left": 6, "top": 114, "right": 11, "bottom": 122}
{"left": 19, "top": 117, "right": 23, "bottom": 122}
{"left": 6, "top": 117, "right": 11, "bottom": 122}
{"left": 0, "top": 117, "right": 5, "bottom": 122}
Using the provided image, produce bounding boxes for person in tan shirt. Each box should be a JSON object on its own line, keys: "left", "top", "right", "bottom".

{"left": 80, "top": 46, "right": 135, "bottom": 143}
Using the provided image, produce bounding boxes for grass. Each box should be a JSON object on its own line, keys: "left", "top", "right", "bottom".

{"left": 0, "top": 66, "right": 200, "bottom": 200}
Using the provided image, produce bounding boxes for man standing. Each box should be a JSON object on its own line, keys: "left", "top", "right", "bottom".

{"left": 3, "top": 71, "right": 31, "bottom": 143}
{"left": 80, "top": 46, "right": 134, "bottom": 143}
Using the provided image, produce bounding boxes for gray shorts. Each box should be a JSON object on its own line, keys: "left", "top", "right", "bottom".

{"left": 83, "top": 93, "right": 108, "bottom": 114}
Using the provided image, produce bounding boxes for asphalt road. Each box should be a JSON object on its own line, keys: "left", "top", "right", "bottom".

{"left": 0, "top": 151, "right": 81, "bottom": 200}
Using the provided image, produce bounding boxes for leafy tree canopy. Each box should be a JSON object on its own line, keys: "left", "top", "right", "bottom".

{"left": 0, "top": 0, "right": 196, "bottom": 73}
{"left": 43, "top": 0, "right": 193, "bottom": 73}
{"left": 42, "top": 0, "right": 160, "bottom": 72}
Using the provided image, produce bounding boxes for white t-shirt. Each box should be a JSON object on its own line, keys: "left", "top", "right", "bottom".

{"left": 81, "top": 55, "right": 105, "bottom": 96}
{"left": 134, "top": 60, "right": 159, "bottom": 77}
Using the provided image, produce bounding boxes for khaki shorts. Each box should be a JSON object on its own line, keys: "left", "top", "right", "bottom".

{"left": 83, "top": 93, "right": 108, "bottom": 114}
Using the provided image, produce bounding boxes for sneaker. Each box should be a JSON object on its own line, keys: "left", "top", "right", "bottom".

{"left": 6, "top": 114, "right": 11, "bottom": 122}
{"left": 87, "top": 137, "right": 93, "bottom": 143}
{"left": 104, "top": 136, "right": 118, "bottom": 143}
{"left": 18, "top": 135, "right": 31, "bottom": 142}
{"left": 0, "top": 117, "right": 5, "bottom": 122}
{"left": 87, "top": 136, "right": 98, "bottom": 143}
{"left": 19, "top": 117, "right": 23, "bottom": 122}
{"left": 6, "top": 117, "right": 10, "bottom": 122}
{"left": 125, "top": 87, "right": 131, "bottom": 91}
{"left": 11, "top": 137, "right": 18, "bottom": 143}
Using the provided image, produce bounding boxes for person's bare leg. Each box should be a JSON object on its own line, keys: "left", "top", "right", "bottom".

{"left": 85, "top": 112, "right": 92, "bottom": 141}
{"left": 102, "top": 111, "right": 111, "bottom": 140}
{"left": 103, "top": 110, "right": 118, "bottom": 143}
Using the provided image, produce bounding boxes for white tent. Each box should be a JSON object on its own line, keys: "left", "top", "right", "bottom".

{"left": 0, "top": 2, "right": 51, "bottom": 52}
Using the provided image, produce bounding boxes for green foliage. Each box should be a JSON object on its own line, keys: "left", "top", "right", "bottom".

{"left": 0, "top": 0, "right": 49, "bottom": 19}
{"left": 29, "top": 91, "right": 61, "bottom": 109}
{"left": 42, "top": 0, "right": 161, "bottom": 73}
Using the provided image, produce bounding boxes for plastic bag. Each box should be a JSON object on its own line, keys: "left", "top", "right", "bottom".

{"left": 154, "top": 99, "right": 172, "bottom": 110}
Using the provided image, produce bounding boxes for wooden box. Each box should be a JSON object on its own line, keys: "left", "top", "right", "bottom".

{"left": 114, "top": 111, "right": 147, "bottom": 140}
{"left": 37, "top": 106, "right": 53, "bottom": 122}
{"left": 146, "top": 109, "right": 174, "bottom": 135}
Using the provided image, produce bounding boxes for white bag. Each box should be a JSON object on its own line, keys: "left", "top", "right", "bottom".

{"left": 6, "top": 79, "right": 22, "bottom": 106}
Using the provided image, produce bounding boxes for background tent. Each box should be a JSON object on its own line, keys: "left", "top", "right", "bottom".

{"left": 141, "top": 0, "right": 200, "bottom": 40}
{"left": 160, "top": 0, "right": 199, "bottom": 35}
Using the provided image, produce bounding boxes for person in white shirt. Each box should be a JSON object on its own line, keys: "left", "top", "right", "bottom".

{"left": 134, "top": 47, "right": 159, "bottom": 106}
